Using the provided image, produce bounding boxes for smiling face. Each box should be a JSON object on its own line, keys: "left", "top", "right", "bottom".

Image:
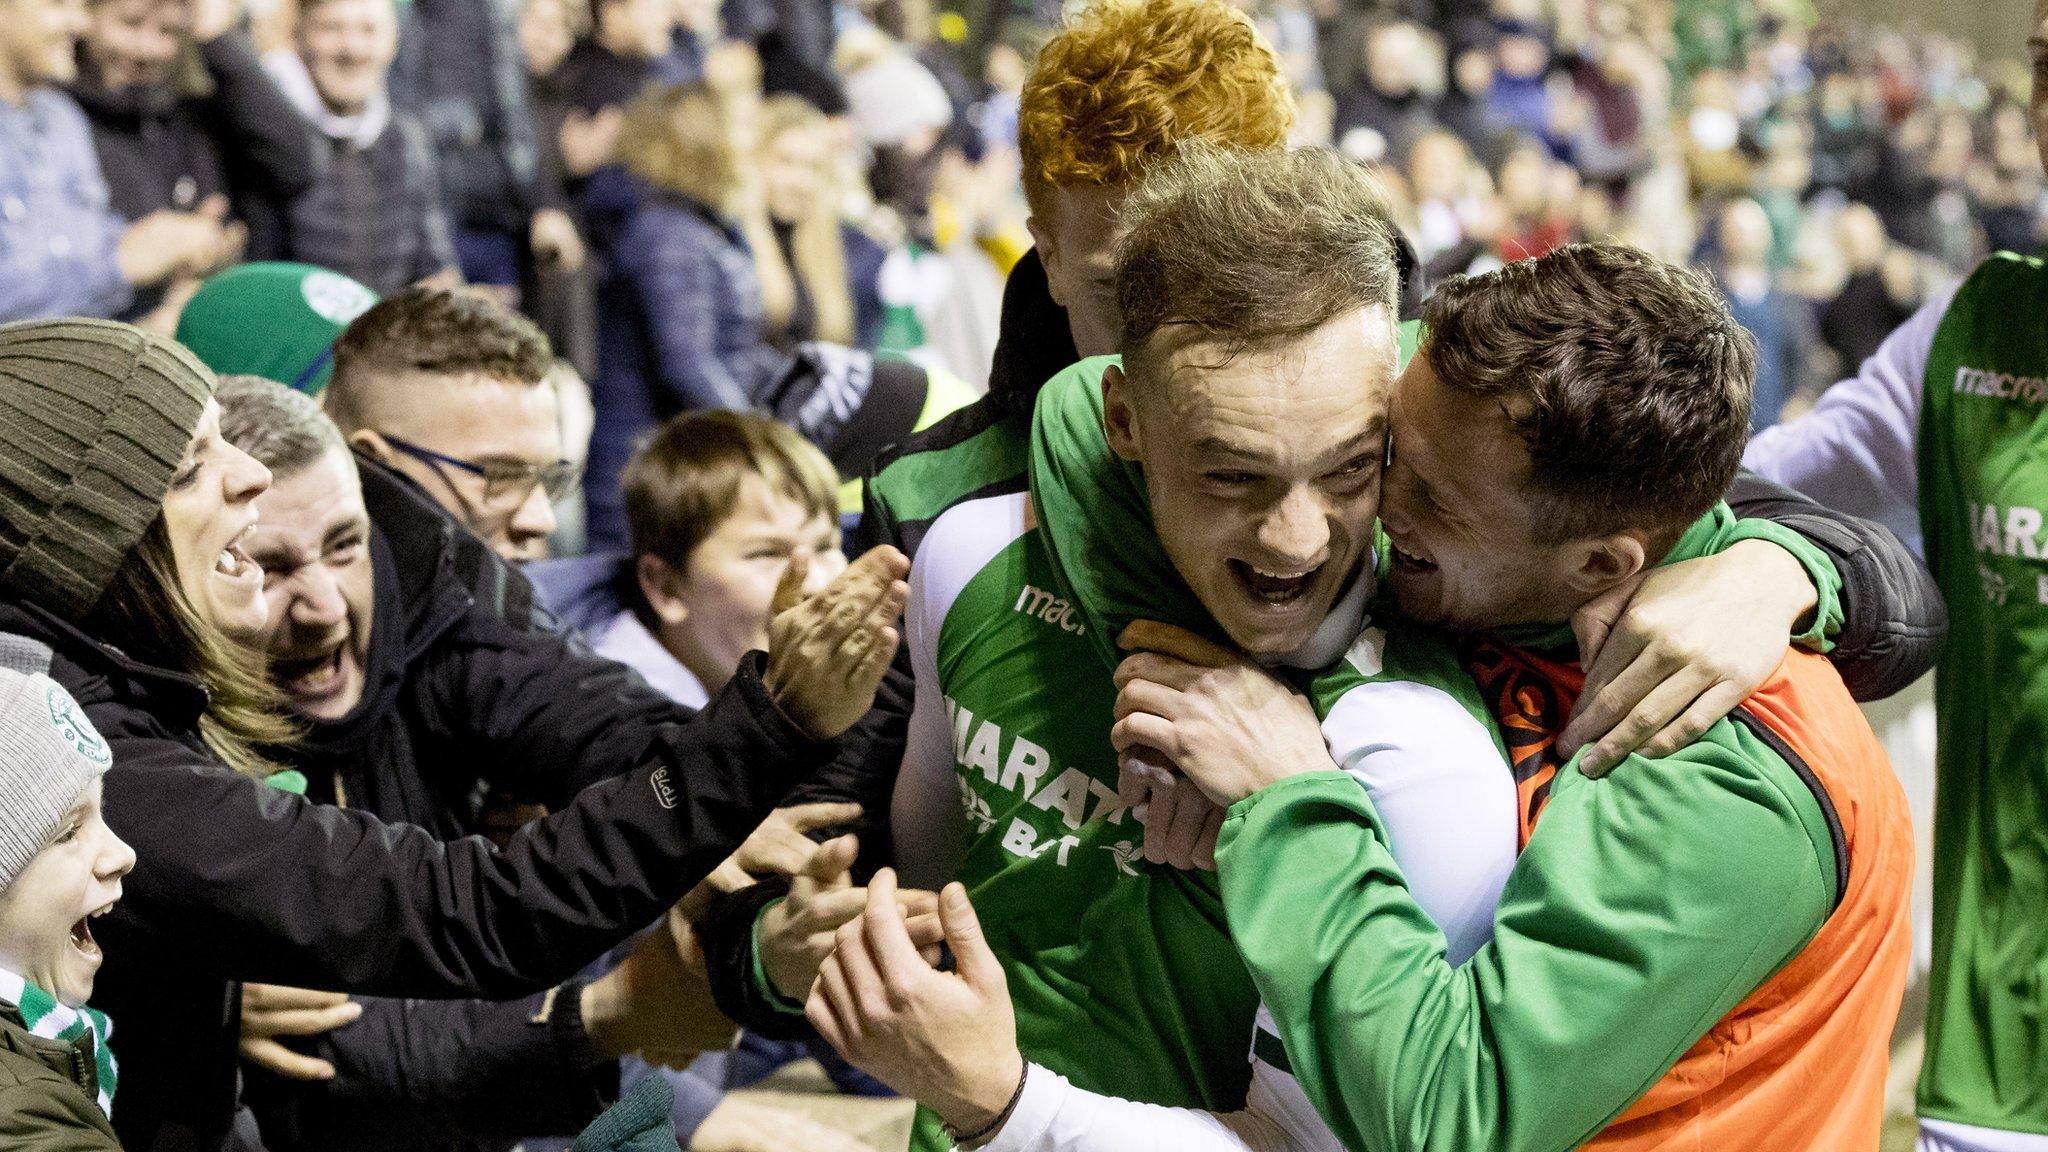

{"left": 0, "top": 0, "right": 89, "bottom": 93}
{"left": 1379, "top": 353, "right": 1594, "bottom": 631}
{"left": 1105, "top": 305, "right": 1397, "bottom": 658}
{"left": 83, "top": 0, "right": 189, "bottom": 91}
{"left": 297, "top": 0, "right": 397, "bottom": 116}
{"left": 244, "top": 449, "right": 375, "bottom": 721}
{"left": 160, "top": 401, "right": 274, "bottom": 644}
{"left": 0, "top": 780, "right": 134, "bottom": 1007}
{"left": 638, "top": 475, "right": 845, "bottom": 694}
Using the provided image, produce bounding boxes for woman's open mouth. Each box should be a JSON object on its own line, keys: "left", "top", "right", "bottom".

{"left": 215, "top": 529, "right": 259, "bottom": 583}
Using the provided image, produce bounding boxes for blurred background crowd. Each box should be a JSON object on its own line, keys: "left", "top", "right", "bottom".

{"left": 7, "top": 0, "right": 2039, "bottom": 437}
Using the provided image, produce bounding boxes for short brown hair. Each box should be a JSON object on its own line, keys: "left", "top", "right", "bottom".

{"left": 1017, "top": 0, "right": 1292, "bottom": 214}
{"left": 1115, "top": 144, "right": 1401, "bottom": 375}
{"left": 326, "top": 288, "right": 554, "bottom": 433}
{"left": 622, "top": 410, "right": 839, "bottom": 570}
{"left": 1420, "top": 244, "right": 1755, "bottom": 545}
{"left": 217, "top": 375, "right": 350, "bottom": 479}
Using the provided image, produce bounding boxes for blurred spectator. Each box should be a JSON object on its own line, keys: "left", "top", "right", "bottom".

{"left": 518, "top": 0, "right": 600, "bottom": 374}
{"left": 1713, "top": 197, "right": 1808, "bottom": 428}
{"left": 1809, "top": 68, "right": 1878, "bottom": 198}
{"left": 558, "top": 0, "right": 671, "bottom": 122}
{"left": 1405, "top": 129, "right": 1493, "bottom": 279}
{"left": 1495, "top": 138, "right": 1574, "bottom": 259}
{"left": 0, "top": 0, "right": 240, "bottom": 322}
{"left": 72, "top": 0, "right": 315, "bottom": 229}
{"left": 1334, "top": 21, "right": 1440, "bottom": 167}
{"left": 586, "top": 79, "right": 784, "bottom": 547}
{"left": 1488, "top": 18, "right": 1557, "bottom": 153}
{"left": 756, "top": 94, "right": 884, "bottom": 349}
{"left": 1818, "top": 202, "right": 1918, "bottom": 375}
{"left": 393, "top": 0, "right": 585, "bottom": 302}
{"left": 1439, "top": 42, "right": 1514, "bottom": 168}
{"left": 255, "top": 0, "right": 461, "bottom": 294}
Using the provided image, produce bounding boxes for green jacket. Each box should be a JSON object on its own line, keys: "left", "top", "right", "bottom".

{"left": 0, "top": 1005, "right": 119, "bottom": 1152}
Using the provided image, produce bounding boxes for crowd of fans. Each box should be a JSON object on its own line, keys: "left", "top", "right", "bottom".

{"left": 0, "top": 0, "right": 2036, "bottom": 1148}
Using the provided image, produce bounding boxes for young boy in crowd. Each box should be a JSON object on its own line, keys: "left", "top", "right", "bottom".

{"left": 598, "top": 410, "right": 847, "bottom": 704}
{"left": 0, "top": 661, "right": 136, "bottom": 1149}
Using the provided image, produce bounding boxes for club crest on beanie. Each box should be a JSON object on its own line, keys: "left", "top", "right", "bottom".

{"left": 0, "top": 319, "right": 215, "bottom": 620}
{"left": 176, "top": 263, "right": 379, "bottom": 397}
{"left": 0, "top": 666, "right": 111, "bottom": 891}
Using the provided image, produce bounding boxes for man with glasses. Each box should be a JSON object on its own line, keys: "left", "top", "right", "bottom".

{"left": 323, "top": 286, "right": 579, "bottom": 561}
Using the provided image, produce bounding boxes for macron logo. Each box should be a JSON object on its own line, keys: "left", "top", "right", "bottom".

{"left": 1013, "top": 585, "right": 1085, "bottom": 635}
{"left": 650, "top": 766, "right": 678, "bottom": 810}
{"left": 1955, "top": 366, "right": 2048, "bottom": 404}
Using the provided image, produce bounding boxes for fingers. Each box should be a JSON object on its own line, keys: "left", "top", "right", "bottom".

{"left": 795, "top": 834, "right": 859, "bottom": 892}
{"left": 860, "top": 869, "right": 929, "bottom": 981}
{"left": 939, "top": 882, "right": 1003, "bottom": 989}
{"left": 1568, "top": 579, "right": 1634, "bottom": 676}
{"left": 1559, "top": 634, "right": 1660, "bottom": 757}
{"left": 831, "top": 911, "right": 887, "bottom": 1015}
{"left": 1636, "top": 680, "right": 1750, "bottom": 762}
{"left": 243, "top": 985, "right": 354, "bottom": 1012}
{"left": 1576, "top": 665, "right": 1713, "bottom": 778}
{"left": 770, "top": 549, "right": 810, "bottom": 618}
{"left": 239, "top": 1037, "right": 336, "bottom": 1082}
{"left": 1118, "top": 746, "right": 1174, "bottom": 810}
{"left": 808, "top": 951, "right": 854, "bottom": 1050}
{"left": 1112, "top": 650, "right": 1208, "bottom": 693}
{"left": 1109, "top": 713, "right": 1179, "bottom": 761}
{"left": 1158, "top": 782, "right": 1214, "bottom": 870}
{"left": 775, "top": 801, "right": 865, "bottom": 834}
{"left": 1140, "top": 766, "right": 1181, "bottom": 864}
{"left": 1116, "top": 620, "right": 1236, "bottom": 668}
{"left": 733, "top": 823, "right": 821, "bottom": 878}
{"left": 901, "top": 911, "right": 947, "bottom": 954}
{"left": 1112, "top": 676, "right": 1183, "bottom": 724}
{"left": 1193, "top": 805, "right": 1224, "bottom": 872}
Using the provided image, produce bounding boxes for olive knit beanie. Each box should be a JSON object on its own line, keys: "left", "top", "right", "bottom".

{"left": 0, "top": 319, "right": 215, "bottom": 620}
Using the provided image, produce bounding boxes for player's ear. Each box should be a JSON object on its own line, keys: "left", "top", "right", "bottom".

{"left": 1103, "top": 364, "right": 1142, "bottom": 462}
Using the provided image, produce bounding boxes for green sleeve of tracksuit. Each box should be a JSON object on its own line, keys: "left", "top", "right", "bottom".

{"left": 1216, "top": 721, "right": 1837, "bottom": 1152}
{"left": 1718, "top": 515, "right": 1845, "bottom": 652}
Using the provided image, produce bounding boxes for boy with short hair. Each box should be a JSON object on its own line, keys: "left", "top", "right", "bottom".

{"left": 599, "top": 409, "right": 847, "bottom": 705}
{"left": 0, "top": 659, "right": 136, "bottom": 1150}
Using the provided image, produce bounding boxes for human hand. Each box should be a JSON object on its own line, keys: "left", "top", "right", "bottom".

{"left": 117, "top": 204, "right": 230, "bottom": 287}
{"left": 687, "top": 1097, "right": 873, "bottom": 1152}
{"left": 529, "top": 208, "right": 586, "bottom": 273}
{"left": 1117, "top": 745, "right": 1222, "bottom": 871}
{"left": 238, "top": 983, "right": 362, "bottom": 1081}
{"left": 558, "top": 106, "right": 624, "bottom": 177}
{"left": 191, "top": 0, "right": 241, "bottom": 44}
{"left": 807, "top": 872, "right": 1024, "bottom": 1138}
{"left": 675, "top": 801, "right": 863, "bottom": 923}
{"left": 759, "top": 834, "right": 939, "bottom": 1002}
{"left": 1111, "top": 621, "right": 1331, "bottom": 808}
{"left": 1560, "top": 538, "right": 1812, "bottom": 776}
{"left": 580, "top": 907, "right": 738, "bottom": 1066}
{"left": 762, "top": 546, "right": 909, "bottom": 739}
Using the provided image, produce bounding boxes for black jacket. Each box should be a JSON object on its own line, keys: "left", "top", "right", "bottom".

{"left": 0, "top": 483, "right": 837, "bottom": 1152}
{"left": 696, "top": 245, "right": 1951, "bottom": 1038}
{"left": 70, "top": 31, "right": 319, "bottom": 224}
{"left": 242, "top": 461, "right": 696, "bottom": 1150}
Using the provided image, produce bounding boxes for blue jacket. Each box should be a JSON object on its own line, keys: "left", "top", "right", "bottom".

{"left": 587, "top": 170, "right": 786, "bottom": 548}
{"left": 0, "top": 89, "right": 130, "bottom": 321}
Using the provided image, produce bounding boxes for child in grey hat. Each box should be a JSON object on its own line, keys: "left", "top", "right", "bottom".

{"left": 0, "top": 659, "right": 135, "bottom": 1150}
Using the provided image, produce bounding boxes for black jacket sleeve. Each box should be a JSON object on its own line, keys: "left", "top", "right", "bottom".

{"left": 97, "top": 652, "right": 837, "bottom": 999}
{"left": 243, "top": 985, "right": 612, "bottom": 1146}
{"left": 196, "top": 30, "right": 321, "bottom": 204}
{"left": 423, "top": 609, "right": 716, "bottom": 805}
{"left": 1726, "top": 467, "right": 1945, "bottom": 700}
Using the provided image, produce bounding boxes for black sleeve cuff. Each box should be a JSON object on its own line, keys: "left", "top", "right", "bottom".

{"left": 697, "top": 878, "right": 816, "bottom": 1040}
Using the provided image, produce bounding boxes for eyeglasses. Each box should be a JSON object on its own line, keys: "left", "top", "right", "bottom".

{"left": 376, "top": 433, "right": 582, "bottom": 510}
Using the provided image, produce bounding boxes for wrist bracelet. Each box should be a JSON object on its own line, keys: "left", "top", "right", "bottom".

{"left": 944, "top": 1062, "right": 1030, "bottom": 1148}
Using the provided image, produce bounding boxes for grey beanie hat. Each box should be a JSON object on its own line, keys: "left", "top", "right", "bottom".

{"left": 0, "top": 319, "right": 216, "bottom": 620}
{"left": 0, "top": 645, "right": 112, "bottom": 890}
